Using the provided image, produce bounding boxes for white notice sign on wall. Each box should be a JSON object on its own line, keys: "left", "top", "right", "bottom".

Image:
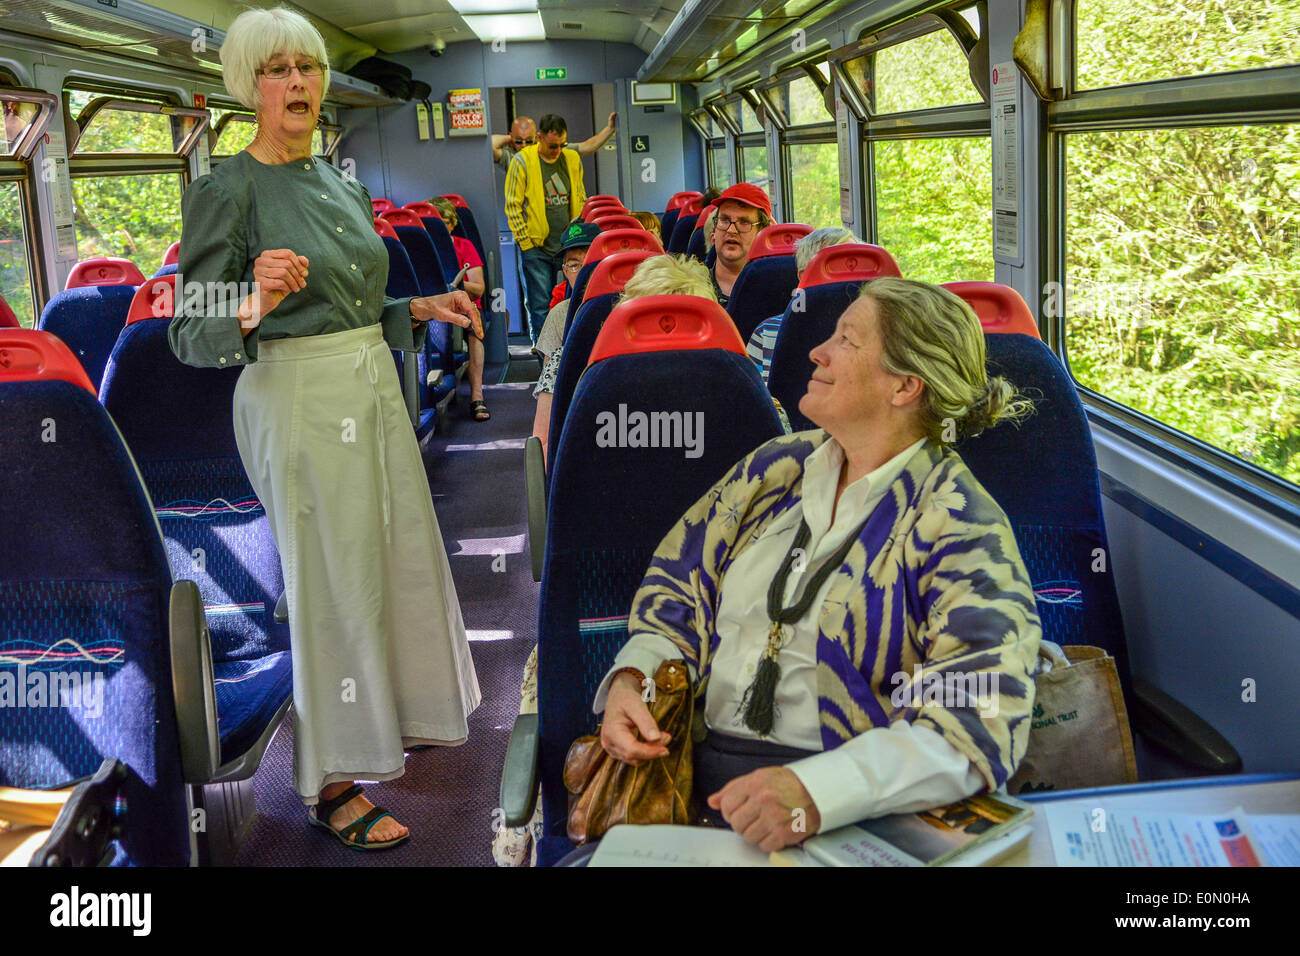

{"left": 43, "top": 131, "right": 78, "bottom": 261}
{"left": 991, "top": 61, "right": 1021, "bottom": 264}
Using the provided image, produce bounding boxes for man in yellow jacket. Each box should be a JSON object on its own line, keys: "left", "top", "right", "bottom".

{"left": 504, "top": 113, "right": 587, "bottom": 344}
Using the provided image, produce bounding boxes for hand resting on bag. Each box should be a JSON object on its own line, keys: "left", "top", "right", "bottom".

{"left": 600, "top": 670, "right": 672, "bottom": 766}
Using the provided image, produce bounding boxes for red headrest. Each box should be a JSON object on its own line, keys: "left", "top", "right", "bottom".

{"left": 748, "top": 223, "right": 814, "bottom": 260}
{"left": 942, "top": 281, "right": 1041, "bottom": 339}
{"left": 583, "top": 250, "right": 659, "bottom": 302}
{"left": 163, "top": 241, "right": 181, "bottom": 266}
{"left": 65, "top": 257, "right": 147, "bottom": 290}
{"left": 404, "top": 201, "right": 442, "bottom": 219}
{"left": 678, "top": 196, "right": 703, "bottom": 217}
{"left": 0, "top": 329, "right": 97, "bottom": 395}
{"left": 0, "top": 293, "right": 20, "bottom": 329}
{"left": 582, "top": 200, "right": 627, "bottom": 220}
{"left": 589, "top": 194, "right": 620, "bottom": 203}
{"left": 583, "top": 229, "right": 665, "bottom": 265}
{"left": 380, "top": 208, "right": 425, "bottom": 229}
{"left": 372, "top": 198, "right": 396, "bottom": 214}
{"left": 593, "top": 214, "right": 644, "bottom": 232}
{"left": 798, "top": 244, "right": 902, "bottom": 288}
{"left": 439, "top": 193, "right": 469, "bottom": 209}
{"left": 588, "top": 295, "right": 745, "bottom": 366}
{"left": 666, "top": 191, "right": 703, "bottom": 211}
{"left": 693, "top": 202, "right": 719, "bottom": 231}
{"left": 126, "top": 274, "right": 177, "bottom": 324}
{"left": 373, "top": 217, "right": 398, "bottom": 239}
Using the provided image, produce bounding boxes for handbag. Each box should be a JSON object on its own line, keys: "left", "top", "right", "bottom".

{"left": 1007, "top": 642, "right": 1139, "bottom": 793}
{"left": 563, "top": 658, "right": 697, "bottom": 844}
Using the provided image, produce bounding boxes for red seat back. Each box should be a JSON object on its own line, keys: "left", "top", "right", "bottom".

{"left": 583, "top": 229, "right": 664, "bottom": 265}
{"left": 582, "top": 200, "right": 627, "bottom": 220}
{"left": 373, "top": 217, "right": 399, "bottom": 239}
{"left": 666, "top": 191, "right": 703, "bottom": 211}
{"left": 65, "top": 257, "right": 147, "bottom": 290}
{"left": 797, "top": 243, "right": 901, "bottom": 288}
{"left": 593, "top": 214, "right": 644, "bottom": 232}
{"left": 162, "top": 241, "right": 181, "bottom": 266}
{"left": 439, "top": 193, "right": 469, "bottom": 209}
{"left": 588, "top": 194, "right": 619, "bottom": 204}
{"left": 748, "top": 223, "right": 813, "bottom": 260}
{"left": 372, "top": 198, "right": 396, "bottom": 214}
{"left": 404, "top": 201, "right": 442, "bottom": 219}
{"left": 942, "top": 281, "right": 1041, "bottom": 339}
{"left": 588, "top": 295, "right": 745, "bottom": 366}
{"left": 0, "top": 329, "right": 97, "bottom": 395}
{"left": 678, "top": 196, "right": 703, "bottom": 218}
{"left": 583, "top": 250, "right": 658, "bottom": 302}
{"left": 380, "top": 208, "right": 425, "bottom": 229}
{"left": 0, "top": 293, "right": 19, "bottom": 329}
{"left": 126, "top": 274, "right": 178, "bottom": 324}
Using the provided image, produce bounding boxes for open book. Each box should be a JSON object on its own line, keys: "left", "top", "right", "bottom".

{"left": 774, "top": 793, "right": 1034, "bottom": 867}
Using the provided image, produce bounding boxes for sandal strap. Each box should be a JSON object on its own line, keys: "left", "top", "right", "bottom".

{"left": 341, "top": 807, "right": 395, "bottom": 845}
{"left": 314, "top": 784, "right": 363, "bottom": 825}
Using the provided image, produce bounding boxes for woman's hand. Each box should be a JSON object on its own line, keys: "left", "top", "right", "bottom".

{"left": 600, "top": 670, "right": 671, "bottom": 766}
{"left": 240, "top": 249, "right": 309, "bottom": 330}
{"left": 412, "top": 291, "right": 483, "bottom": 340}
{"left": 708, "top": 766, "right": 821, "bottom": 852}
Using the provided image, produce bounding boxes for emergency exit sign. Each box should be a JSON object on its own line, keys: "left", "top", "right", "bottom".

{"left": 536, "top": 68, "right": 567, "bottom": 80}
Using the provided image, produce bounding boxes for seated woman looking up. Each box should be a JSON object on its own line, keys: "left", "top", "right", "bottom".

{"left": 594, "top": 277, "right": 1042, "bottom": 852}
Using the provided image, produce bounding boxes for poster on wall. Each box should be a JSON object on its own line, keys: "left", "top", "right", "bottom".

{"left": 448, "top": 88, "right": 486, "bottom": 137}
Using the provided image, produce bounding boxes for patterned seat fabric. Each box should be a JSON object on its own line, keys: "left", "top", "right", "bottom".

{"left": 37, "top": 285, "right": 138, "bottom": 391}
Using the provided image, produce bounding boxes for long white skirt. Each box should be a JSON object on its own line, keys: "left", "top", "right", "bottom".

{"left": 232, "top": 322, "right": 481, "bottom": 804}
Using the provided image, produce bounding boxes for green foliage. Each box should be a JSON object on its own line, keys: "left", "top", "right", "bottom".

{"left": 874, "top": 27, "right": 980, "bottom": 114}
{"left": 1077, "top": 0, "right": 1300, "bottom": 90}
{"left": 1063, "top": 124, "right": 1300, "bottom": 483}
{"left": 71, "top": 173, "right": 183, "bottom": 274}
{"left": 874, "top": 137, "right": 994, "bottom": 283}
{"left": 787, "top": 142, "right": 840, "bottom": 227}
{"left": 0, "top": 180, "right": 34, "bottom": 327}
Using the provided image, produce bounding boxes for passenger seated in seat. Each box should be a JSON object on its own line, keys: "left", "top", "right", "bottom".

{"left": 746, "top": 226, "right": 861, "bottom": 384}
{"left": 531, "top": 253, "right": 716, "bottom": 463}
{"left": 429, "top": 197, "right": 489, "bottom": 421}
{"left": 709, "top": 183, "right": 771, "bottom": 307}
{"left": 593, "top": 278, "right": 1041, "bottom": 852}
{"left": 630, "top": 211, "right": 662, "bottom": 241}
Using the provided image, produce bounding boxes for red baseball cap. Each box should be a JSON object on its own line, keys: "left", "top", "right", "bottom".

{"left": 716, "top": 183, "right": 772, "bottom": 219}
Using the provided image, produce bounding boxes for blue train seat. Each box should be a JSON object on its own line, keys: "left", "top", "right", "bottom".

{"left": 0, "top": 329, "right": 190, "bottom": 865}
{"left": 505, "top": 295, "right": 784, "bottom": 866}
{"left": 724, "top": 223, "right": 812, "bottom": 343}
{"left": 666, "top": 209, "right": 700, "bottom": 255}
{"left": 37, "top": 284, "right": 138, "bottom": 392}
{"left": 562, "top": 230, "right": 665, "bottom": 341}
{"left": 767, "top": 243, "right": 903, "bottom": 432}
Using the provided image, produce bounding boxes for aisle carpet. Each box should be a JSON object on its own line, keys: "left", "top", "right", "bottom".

{"left": 233, "top": 382, "right": 539, "bottom": 866}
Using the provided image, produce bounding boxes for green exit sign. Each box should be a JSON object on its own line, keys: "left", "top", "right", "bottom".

{"left": 536, "top": 68, "right": 567, "bottom": 80}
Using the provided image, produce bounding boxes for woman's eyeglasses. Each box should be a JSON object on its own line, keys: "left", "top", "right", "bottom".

{"left": 260, "top": 60, "right": 323, "bottom": 80}
{"left": 561, "top": 260, "right": 584, "bottom": 274}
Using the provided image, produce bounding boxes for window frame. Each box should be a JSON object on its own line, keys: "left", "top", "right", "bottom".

{"left": 68, "top": 94, "right": 209, "bottom": 159}
{"left": 1, "top": 87, "right": 59, "bottom": 161}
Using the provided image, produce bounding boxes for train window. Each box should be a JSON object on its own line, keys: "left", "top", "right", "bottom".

{"left": 765, "top": 73, "right": 831, "bottom": 127}
{"left": 1062, "top": 123, "right": 1299, "bottom": 487}
{"left": 0, "top": 180, "right": 33, "bottom": 327}
{"left": 211, "top": 109, "right": 257, "bottom": 156}
{"left": 1076, "top": 0, "right": 1300, "bottom": 91}
{"left": 738, "top": 144, "right": 769, "bottom": 190}
{"left": 873, "top": 24, "right": 981, "bottom": 114}
{"left": 739, "top": 98, "right": 762, "bottom": 133}
{"left": 873, "top": 137, "right": 993, "bottom": 282}
{"left": 69, "top": 173, "right": 183, "bottom": 270}
{"left": 785, "top": 142, "right": 839, "bottom": 226}
{"left": 708, "top": 146, "right": 731, "bottom": 190}
{"left": 68, "top": 90, "right": 177, "bottom": 154}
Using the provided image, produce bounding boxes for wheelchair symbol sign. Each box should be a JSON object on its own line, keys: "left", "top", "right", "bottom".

{"left": 632, "top": 135, "right": 650, "bottom": 153}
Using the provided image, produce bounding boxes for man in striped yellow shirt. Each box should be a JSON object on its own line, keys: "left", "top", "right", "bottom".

{"left": 504, "top": 113, "right": 587, "bottom": 344}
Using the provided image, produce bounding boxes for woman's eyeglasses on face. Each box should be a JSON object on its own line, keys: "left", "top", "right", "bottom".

{"left": 561, "top": 260, "right": 583, "bottom": 274}
{"left": 260, "top": 60, "right": 323, "bottom": 80}
{"left": 715, "top": 216, "right": 757, "bottom": 235}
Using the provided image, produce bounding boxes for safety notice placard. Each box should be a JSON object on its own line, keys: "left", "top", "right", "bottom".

{"left": 991, "top": 61, "right": 1021, "bottom": 263}
{"left": 43, "top": 131, "right": 78, "bottom": 261}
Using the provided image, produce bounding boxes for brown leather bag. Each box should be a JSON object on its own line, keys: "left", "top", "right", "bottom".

{"left": 563, "top": 659, "right": 696, "bottom": 844}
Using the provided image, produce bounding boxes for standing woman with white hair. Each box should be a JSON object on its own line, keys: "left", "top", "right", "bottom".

{"left": 169, "top": 6, "right": 481, "bottom": 850}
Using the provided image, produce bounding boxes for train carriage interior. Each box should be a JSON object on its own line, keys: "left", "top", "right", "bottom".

{"left": 0, "top": 0, "right": 1297, "bottom": 880}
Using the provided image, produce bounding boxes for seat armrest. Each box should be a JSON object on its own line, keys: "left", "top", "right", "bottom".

{"left": 25, "top": 759, "right": 133, "bottom": 867}
{"left": 1131, "top": 677, "right": 1242, "bottom": 774}
{"left": 525, "top": 436, "right": 547, "bottom": 583}
{"left": 499, "top": 713, "right": 540, "bottom": 827}
{"left": 169, "top": 580, "right": 221, "bottom": 784}
{"left": 274, "top": 590, "right": 288, "bottom": 624}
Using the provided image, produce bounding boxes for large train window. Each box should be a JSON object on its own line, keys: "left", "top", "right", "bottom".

{"left": 0, "top": 179, "right": 33, "bottom": 327}
{"left": 1061, "top": 122, "right": 1299, "bottom": 487}
{"left": 0, "top": 82, "right": 52, "bottom": 327}
{"left": 699, "top": 101, "right": 731, "bottom": 190}
{"left": 65, "top": 86, "right": 191, "bottom": 271}
{"left": 211, "top": 108, "right": 257, "bottom": 156}
{"left": 785, "top": 143, "right": 838, "bottom": 225}
{"left": 872, "top": 18, "right": 982, "bottom": 114}
{"left": 1076, "top": 0, "right": 1300, "bottom": 91}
